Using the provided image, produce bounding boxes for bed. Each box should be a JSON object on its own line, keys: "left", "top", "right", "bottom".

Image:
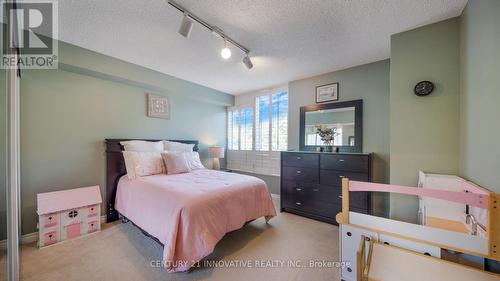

{"left": 105, "top": 139, "right": 276, "bottom": 272}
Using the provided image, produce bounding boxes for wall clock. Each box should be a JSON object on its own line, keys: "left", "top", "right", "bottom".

{"left": 414, "top": 81, "right": 434, "bottom": 96}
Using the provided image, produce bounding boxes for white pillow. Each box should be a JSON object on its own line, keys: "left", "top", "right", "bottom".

{"left": 161, "top": 152, "right": 190, "bottom": 175}
{"left": 161, "top": 151, "right": 205, "bottom": 174}
{"left": 121, "top": 140, "right": 164, "bottom": 152}
{"left": 185, "top": 151, "right": 205, "bottom": 170}
{"left": 163, "top": 141, "right": 194, "bottom": 152}
{"left": 122, "top": 151, "right": 166, "bottom": 179}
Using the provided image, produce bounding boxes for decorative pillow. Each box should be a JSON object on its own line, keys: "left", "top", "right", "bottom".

{"left": 161, "top": 152, "right": 190, "bottom": 175}
{"left": 163, "top": 141, "right": 194, "bottom": 152}
{"left": 185, "top": 152, "right": 205, "bottom": 170}
{"left": 122, "top": 151, "right": 166, "bottom": 179}
{"left": 120, "top": 140, "right": 164, "bottom": 152}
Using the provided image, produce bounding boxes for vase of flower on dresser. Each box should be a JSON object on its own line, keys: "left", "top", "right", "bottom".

{"left": 323, "top": 145, "right": 333, "bottom": 152}
{"left": 315, "top": 125, "right": 338, "bottom": 153}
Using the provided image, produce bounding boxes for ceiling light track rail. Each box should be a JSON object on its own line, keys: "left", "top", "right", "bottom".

{"left": 167, "top": 0, "right": 251, "bottom": 57}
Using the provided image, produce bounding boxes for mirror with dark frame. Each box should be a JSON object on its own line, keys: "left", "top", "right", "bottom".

{"left": 299, "top": 99, "right": 363, "bottom": 153}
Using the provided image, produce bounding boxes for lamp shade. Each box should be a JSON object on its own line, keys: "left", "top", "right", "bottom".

{"left": 208, "top": 146, "right": 224, "bottom": 158}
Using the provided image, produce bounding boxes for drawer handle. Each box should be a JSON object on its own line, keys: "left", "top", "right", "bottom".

{"left": 338, "top": 195, "right": 343, "bottom": 199}
{"left": 295, "top": 202, "right": 302, "bottom": 206}
{"left": 295, "top": 188, "right": 302, "bottom": 191}
{"left": 296, "top": 170, "right": 302, "bottom": 174}
{"left": 297, "top": 157, "right": 302, "bottom": 160}
{"left": 339, "top": 175, "right": 345, "bottom": 178}
{"left": 312, "top": 188, "right": 319, "bottom": 192}
{"left": 338, "top": 159, "right": 345, "bottom": 162}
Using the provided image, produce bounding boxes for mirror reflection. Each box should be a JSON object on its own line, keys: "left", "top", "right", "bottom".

{"left": 304, "top": 107, "right": 355, "bottom": 146}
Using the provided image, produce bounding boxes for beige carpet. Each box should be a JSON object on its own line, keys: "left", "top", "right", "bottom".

{"left": 1, "top": 200, "right": 340, "bottom": 281}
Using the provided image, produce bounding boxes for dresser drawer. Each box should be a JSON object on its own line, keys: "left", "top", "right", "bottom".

{"left": 283, "top": 181, "right": 339, "bottom": 204}
{"left": 351, "top": 206, "right": 370, "bottom": 215}
{"left": 320, "top": 170, "right": 369, "bottom": 186}
{"left": 346, "top": 191, "right": 370, "bottom": 210}
{"left": 282, "top": 166, "right": 318, "bottom": 183}
{"left": 308, "top": 184, "right": 341, "bottom": 204}
{"left": 320, "top": 154, "right": 369, "bottom": 173}
{"left": 311, "top": 201, "right": 342, "bottom": 218}
{"left": 283, "top": 153, "right": 318, "bottom": 168}
{"left": 313, "top": 184, "right": 368, "bottom": 210}
{"left": 284, "top": 192, "right": 341, "bottom": 219}
{"left": 284, "top": 182, "right": 368, "bottom": 210}
{"left": 283, "top": 180, "right": 313, "bottom": 200}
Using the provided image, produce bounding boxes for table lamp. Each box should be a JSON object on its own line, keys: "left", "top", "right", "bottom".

{"left": 208, "top": 146, "right": 224, "bottom": 170}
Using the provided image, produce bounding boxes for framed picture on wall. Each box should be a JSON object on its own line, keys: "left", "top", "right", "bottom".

{"left": 316, "top": 83, "right": 339, "bottom": 103}
{"left": 147, "top": 93, "right": 170, "bottom": 119}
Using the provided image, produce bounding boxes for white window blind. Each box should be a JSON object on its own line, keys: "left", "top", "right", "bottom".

{"left": 227, "top": 107, "right": 253, "bottom": 151}
{"left": 271, "top": 91, "right": 288, "bottom": 151}
{"left": 227, "top": 110, "right": 239, "bottom": 150}
{"left": 255, "top": 95, "right": 270, "bottom": 151}
{"left": 240, "top": 107, "right": 253, "bottom": 150}
{"left": 227, "top": 89, "right": 288, "bottom": 176}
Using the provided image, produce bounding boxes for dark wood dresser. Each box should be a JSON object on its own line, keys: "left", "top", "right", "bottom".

{"left": 280, "top": 151, "right": 372, "bottom": 224}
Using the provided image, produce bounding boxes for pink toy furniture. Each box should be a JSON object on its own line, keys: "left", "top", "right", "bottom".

{"left": 37, "top": 186, "right": 102, "bottom": 248}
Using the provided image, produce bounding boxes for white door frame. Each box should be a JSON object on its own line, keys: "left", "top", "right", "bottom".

{"left": 5, "top": 0, "right": 21, "bottom": 280}
{"left": 6, "top": 58, "right": 20, "bottom": 281}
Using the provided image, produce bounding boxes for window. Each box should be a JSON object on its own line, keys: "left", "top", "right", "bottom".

{"left": 240, "top": 107, "right": 253, "bottom": 150}
{"left": 227, "top": 107, "right": 253, "bottom": 150}
{"left": 227, "top": 89, "right": 288, "bottom": 176}
{"left": 255, "top": 95, "right": 270, "bottom": 151}
{"left": 271, "top": 91, "right": 288, "bottom": 151}
{"left": 227, "top": 110, "right": 239, "bottom": 150}
{"left": 255, "top": 92, "right": 288, "bottom": 151}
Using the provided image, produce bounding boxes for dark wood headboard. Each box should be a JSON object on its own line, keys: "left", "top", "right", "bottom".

{"left": 105, "top": 138, "right": 199, "bottom": 223}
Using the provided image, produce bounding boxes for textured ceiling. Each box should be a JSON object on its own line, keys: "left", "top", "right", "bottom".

{"left": 56, "top": 0, "right": 467, "bottom": 94}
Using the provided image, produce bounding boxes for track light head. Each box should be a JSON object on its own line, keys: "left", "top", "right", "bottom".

{"left": 242, "top": 55, "right": 253, "bottom": 69}
{"left": 178, "top": 13, "right": 193, "bottom": 38}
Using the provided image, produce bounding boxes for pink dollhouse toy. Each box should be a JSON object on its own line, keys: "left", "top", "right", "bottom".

{"left": 37, "top": 186, "right": 102, "bottom": 247}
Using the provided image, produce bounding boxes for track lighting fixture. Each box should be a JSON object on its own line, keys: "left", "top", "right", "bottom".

{"left": 242, "top": 54, "right": 253, "bottom": 69}
{"left": 168, "top": 0, "right": 254, "bottom": 69}
{"left": 178, "top": 13, "right": 194, "bottom": 38}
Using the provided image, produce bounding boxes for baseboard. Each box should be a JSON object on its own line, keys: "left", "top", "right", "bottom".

{"left": 271, "top": 193, "right": 280, "bottom": 200}
{"left": 0, "top": 232, "right": 38, "bottom": 250}
{"left": 0, "top": 215, "right": 107, "bottom": 250}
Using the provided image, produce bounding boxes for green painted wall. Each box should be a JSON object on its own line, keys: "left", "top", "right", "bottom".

{"left": 1, "top": 41, "right": 232, "bottom": 238}
{"left": 389, "top": 18, "right": 460, "bottom": 223}
{"left": 459, "top": 0, "right": 500, "bottom": 193}
{"left": 57, "top": 41, "right": 233, "bottom": 107}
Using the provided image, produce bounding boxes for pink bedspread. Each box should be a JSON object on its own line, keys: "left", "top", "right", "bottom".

{"left": 115, "top": 169, "right": 276, "bottom": 272}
